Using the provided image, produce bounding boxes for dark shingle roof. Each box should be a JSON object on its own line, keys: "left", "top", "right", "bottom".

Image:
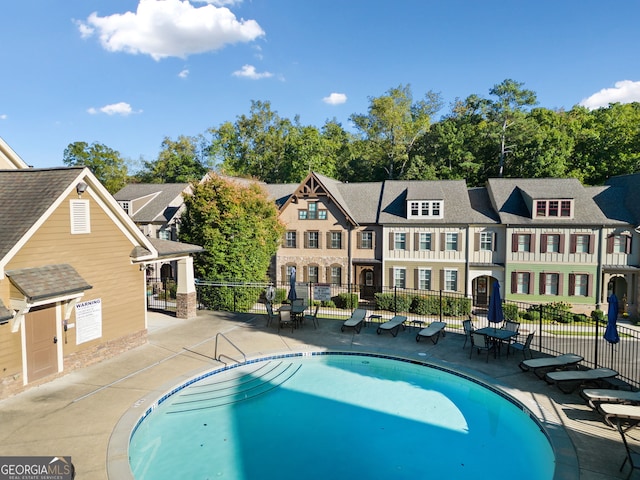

{"left": 486, "top": 177, "right": 621, "bottom": 225}
{"left": 6, "top": 264, "right": 92, "bottom": 302}
{"left": 146, "top": 237, "right": 204, "bottom": 257}
{"left": 378, "top": 180, "right": 474, "bottom": 224}
{"left": 604, "top": 173, "right": 640, "bottom": 224}
{"left": 113, "top": 183, "right": 190, "bottom": 223}
{"left": 0, "top": 168, "right": 84, "bottom": 261}
{"left": 0, "top": 299, "right": 12, "bottom": 322}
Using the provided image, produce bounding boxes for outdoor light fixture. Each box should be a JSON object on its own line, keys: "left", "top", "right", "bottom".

{"left": 76, "top": 182, "right": 88, "bottom": 197}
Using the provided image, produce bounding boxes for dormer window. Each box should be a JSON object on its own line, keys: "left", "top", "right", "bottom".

{"left": 535, "top": 199, "right": 573, "bottom": 218}
{"left": 118, "top": 201, "right": 130, "bottom": 215}
{"left": 407, "top": 200, "right": 443, "bottom": 219}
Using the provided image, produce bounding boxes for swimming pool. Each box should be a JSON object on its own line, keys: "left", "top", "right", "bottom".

{"left": 129, "top": 352, "right": 555, "bottom": 479}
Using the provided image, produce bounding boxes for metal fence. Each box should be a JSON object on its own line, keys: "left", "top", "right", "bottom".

{"left": 194, "top": 280, "right": 640, "bottom": 388}
{"left": 147, "top": 276, "right": 177, "bottom": 313}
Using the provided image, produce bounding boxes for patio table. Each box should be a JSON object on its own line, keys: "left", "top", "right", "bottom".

{"left": 475, "top": 327, "right": 518, "bottom": 357}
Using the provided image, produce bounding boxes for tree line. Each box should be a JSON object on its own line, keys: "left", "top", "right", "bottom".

{"left": 63, "top": 79, "right": 640, "bottom": 193}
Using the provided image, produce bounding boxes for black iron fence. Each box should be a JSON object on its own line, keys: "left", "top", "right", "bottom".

{"left": 194, "top": 280, "right": 640, "bottom": 388}
{"left": 147, "top": 276, "right": 177, "bottom": 313}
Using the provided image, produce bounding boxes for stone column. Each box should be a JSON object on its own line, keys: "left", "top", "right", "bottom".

{"left": 176, "top": 256, "right": 197, "bottom": 319}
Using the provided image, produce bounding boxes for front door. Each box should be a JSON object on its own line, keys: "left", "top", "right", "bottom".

{"left": 25, "top": 305, "right": 58, "bottom": 383}
{"left": 474, "top": 276, "right": 489, "bottom": 307}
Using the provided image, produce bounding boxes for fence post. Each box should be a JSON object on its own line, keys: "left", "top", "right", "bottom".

{"left": 594, "top": 310, "right": 600, "bottom": 367}
{"left": 538, "top": 304, "right": 544, "bottom": 351}
{"left": 394, "top": 286, "right": 397, "bottom": 314}
{"left": 439, "top": 290, "right": 443, "bottom": 322}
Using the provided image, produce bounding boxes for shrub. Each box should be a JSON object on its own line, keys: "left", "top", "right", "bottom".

{"left": 373, "top": 292, "right": 411, "bottom": 313}
{"left": 411, "top": 295, "right": 441, "bottom": 315}
{"left": 334, "top": 293, "right": 358, "bottom": 309}
{"left": 573, "top": 313, "right": 589, "bottom": 323}
{"left": 321, "top": 300, "right": 336, "bottom": 308}
{"left": 442, "top": 297, "right": 472, "bottom": 317}
{"left": 591, "top": 309, "right": 605, "bottom": 324}
{"left": 502, "top": 303, "right": 520, "bottom": 322}
{"left": 522, "top": 310, "right": 541, "bottom": 322}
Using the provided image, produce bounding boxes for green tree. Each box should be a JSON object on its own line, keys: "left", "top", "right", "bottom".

{"left": 135, "top": 135, "right": 210, "bottom": 183}
{"left": 485, "top": 79, "right": 538, "bottom": 177}
{"left": 349, "top": 84, "right": 442, "bottom": 180}
{"left": 208, "top": 101, "right": 344, "bottom": 183}
{"left": 63, "top": 141, "right": 129, "bottom": 193}
{"left": 178, "top": 174, "right": 285, "bottom": 282}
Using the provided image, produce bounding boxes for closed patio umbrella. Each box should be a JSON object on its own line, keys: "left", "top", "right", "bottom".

{"left": 287, "top": 267, "right": 297, "bottom": 302}
{"left": 604, "top": 293, "right": 620, "bottom": 344}
{"left": 488, "top": 281, "right": 504, "bottom": 329}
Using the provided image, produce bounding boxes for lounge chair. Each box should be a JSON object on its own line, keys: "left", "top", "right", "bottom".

{"left": 376, "top": 315, "right": 408, "bottom": 337}
{"left": 416, "top": 321, "right": 446, "bottom": 344}
{"left": 581, "top": 389, "right": 640, "bottom": 411}
{"left": 341, "top": 308, "right": 367, "bottom": 334}
{"left": 519, "top": 353, "right": 584, "bottom": 379}
{"left": 614, "top": 414, "right": 640, "bottom": 478}
{"left": 265, "top": 302, "right": 277, "bottom": 327}
{"left": 599, "top": 403, "right": 640, "bottom": 428}
{"left": 545, "top": 367, "right": 619, "bottom": 394}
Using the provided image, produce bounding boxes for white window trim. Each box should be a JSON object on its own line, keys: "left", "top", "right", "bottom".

{"left": 406, "top": 199, "right": 444, "bottom": 219}
{"left": 418, "top": 268, "right": 432, "bottom": 290}
{"left": 444, "top": 268, "right": 458, "bottom": 292}
{"left": 393, "top": 267, "right": 406, "bottom": 288}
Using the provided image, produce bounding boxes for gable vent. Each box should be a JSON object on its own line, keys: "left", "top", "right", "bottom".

{"left": 70, "top": 199, "right": 91, "bottom": 234}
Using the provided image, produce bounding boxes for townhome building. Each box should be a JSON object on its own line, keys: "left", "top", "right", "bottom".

{"left": 269, "top": 172, "right": 640, "bottom": 316}
{"left": 270, "top": 172, "right": 382, "bottom": 300}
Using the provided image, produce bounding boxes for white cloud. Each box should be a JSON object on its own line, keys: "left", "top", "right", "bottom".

{"left": 77, "top": 0, "right": 264, "bottom": 61}
{"left": 87, "top": 102, "right": 140, "bottom": 116}
{"left": 232, "top": 64, "right": 273, "bottom": 80}
{"left": 179, "top": 69, "right": 190, "bottom": 78}
{"left": 323, "top": 92, "right": 347, "bottom": 105}
{"left": 579, "top": 80, "right": 640, "bottom": 110}
{"left": 0, "top": 114, "right": 7, "bottom": 120}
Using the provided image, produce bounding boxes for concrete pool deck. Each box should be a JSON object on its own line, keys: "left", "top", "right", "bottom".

{"left": 0, "top": 310, "right": 633, "bottom": 479}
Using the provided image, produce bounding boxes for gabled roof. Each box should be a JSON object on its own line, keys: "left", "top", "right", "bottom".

{"left": 0, "top": 137, "right": 29, "bottom": 169}
{"left": 0, "top": 168, "right": 84, "bottom": 261}
{"left": 603, "top": 173, "right": 640, "bottom": 225}
{"left": 113, "top": 183, "right": 191, "bottom": 223}
{"left": 486, "top": 177, "right": 620, "bottom": 226}
{"left": 378, "top": 179, "right": 474, "bottom": 224}
{"left": 0, "top": 167, "right": 158, "bottom": 270}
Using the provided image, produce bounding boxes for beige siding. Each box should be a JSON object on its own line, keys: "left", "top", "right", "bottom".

{"left": 5, "top": 191, "right": 146, "bottom": 357}
{"left": 386, "top": 226, "right": 466, "bottom": 261}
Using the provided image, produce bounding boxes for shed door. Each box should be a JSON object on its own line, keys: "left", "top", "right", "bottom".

{"left": 25, "top": 305, "right": 58, "bottom": 382}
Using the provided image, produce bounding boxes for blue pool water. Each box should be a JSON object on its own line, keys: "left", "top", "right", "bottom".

{"left": 129, "top": 353, "right": 555, "bottom": 479}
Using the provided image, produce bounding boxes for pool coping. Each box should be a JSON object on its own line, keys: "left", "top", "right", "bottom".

{"left": 108, "top": 349, "right": 579, "bottom": 480}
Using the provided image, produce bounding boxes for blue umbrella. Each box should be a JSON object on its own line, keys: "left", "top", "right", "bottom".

{"left": 488, "top": 280, "right": 504, "bottom": 327}
{"left": 604, "top": 293, "right": 620, "bottom": 344}
{"left": 287, "top": 267, "right": 297, "bottom": 302}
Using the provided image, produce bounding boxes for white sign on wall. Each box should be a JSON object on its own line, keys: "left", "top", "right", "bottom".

{"left": 75, "top": 298, "right": 102, "bottom": 345}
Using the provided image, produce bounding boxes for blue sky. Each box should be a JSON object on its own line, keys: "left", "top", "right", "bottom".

{"left": 2, "top": 0, "right": 640, "bottom": 170}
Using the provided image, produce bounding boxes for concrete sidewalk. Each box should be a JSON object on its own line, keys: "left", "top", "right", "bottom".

{"left": 0, "top": 310, "right": 632, "bottom": 479}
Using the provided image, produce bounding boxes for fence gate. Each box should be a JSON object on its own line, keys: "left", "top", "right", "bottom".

{"left": 146, "top": 276, "right": 177, "bottom": 314}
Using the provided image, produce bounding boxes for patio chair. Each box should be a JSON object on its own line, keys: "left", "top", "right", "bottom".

{"left": 545, "top": 367, "right": 619, "bottom": 394}
{"left": 376, "top": 315, "right": 408, "bottom": 337}
{"left": 416, "top": 321, "right": 447, "bottom": 344}
{"left": 265, "top": 302, "right": 277, "bottom": 327}
{"left": 341, "top": 308, "right": 367, "bottom": 334}
{"left": 581, "top": 389, "right": 640, "bottom": 411}
{"left": 469, "top": 332, "right": 494, "bottom": 362}
{"left": 519, "top": 353, "right": 584, "bottom": 379}
{"left": 508, "top": 331, "right": 535, "bottom": 359}
{"left": 462, "top": 318, "right": 475, "bottom": 349}
{"left": 302, "top": 305, "right": 319, "bottom": 329}
{"left": 278, "top": 309, "right": 296, "bottom": 333}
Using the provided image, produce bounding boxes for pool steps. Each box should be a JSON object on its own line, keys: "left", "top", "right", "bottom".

{"left": 165, "top": 361, "right": 300, "bottom": 413}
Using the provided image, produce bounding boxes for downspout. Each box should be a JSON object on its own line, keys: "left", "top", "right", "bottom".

{"left": 465, "top": 225, "right": 470, "bottom": 297}
{"left": 347, "top": 224, "right": 353, "bottom": 292}
{"left": 596, "top": 226, "right": 604, "bottom": 311}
